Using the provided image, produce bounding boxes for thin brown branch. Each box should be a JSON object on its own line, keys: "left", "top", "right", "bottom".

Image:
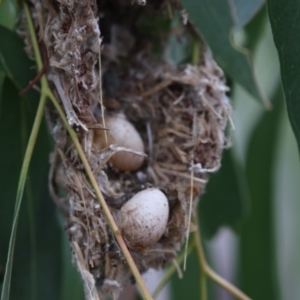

{"left": 141, "top": 79, "right": 172, "bottom": 98}
{"left": 19, "top": 42, "right": 48, "bottom": 95}
{"left": 193, "top": 211, "right": 251, "bottom": 300}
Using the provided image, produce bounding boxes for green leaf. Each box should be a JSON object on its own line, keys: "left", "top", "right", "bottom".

{"left": 267, "top": 0, "right": 300, "bottom": 154}
{"left": 0, "top": 75, "right": 47, "bottom": 299}
{"left": 231, "top": 0, "right": 265, "bottom": 29}
{"left": 199, "top": 149, "right": 249, "bottom": 238}
{"left": 0, "top": 0, "right": 12, "bottom": 107}
{"left": 29, "top": 126, "right": 62, "bottom": 300}
{"left": 274, "top": 106, "right": 300, "bottom": 300}
{"left": 181, "top": 0, "right": 269, "bottom": 107}
{"left": 243, "top": 6, "right": 267, "bottom": 51}
{"left": 0, "top": 78, "right": 62, "bottom": 300}
{"left": 0, "top": 0, "right": 17, "bottom": 30}
{"left": 0, "top": 71, "right": 5, "bottom": 107}
{"left": 171, "top": 251, "right": 201, "bottom": 300}
{"left": 0, "top": 25, "right": 38, "bottom": 101}
{"left": 60, "top": 231, "right": 84, "bottom": 300}
{"left": 0, "top": 80, "right": 24, "bottom": 293}
{"left": 239, "top": 89, "right": 282, "bottom": 300}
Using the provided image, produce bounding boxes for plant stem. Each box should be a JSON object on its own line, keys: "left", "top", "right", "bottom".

{"left": 193, "top": 211, "right": 251, "bottom": 300}
{"left": 199, "top": 264, "right": 207, "bottom": 300}
{"left": 206, "top": 265, "right": 252, "bottom": 300}
{"left": 152, "top": 265, "right": 175, "bottom": 299}
{"left": 23, "top": 4, "right": 46, "bottom": 85}
{"left": 193, "top": 216, "right": 207, "bottom": 300}
{"left": 192, "top": 39, "right": 200, "bottom": 66}
{"left": 152, "top": 241, "right": 194, "bottom": 299}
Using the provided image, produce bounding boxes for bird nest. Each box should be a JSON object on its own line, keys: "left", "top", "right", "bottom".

{"left": 23, "top": 0, "right": 232, "bottom": 299}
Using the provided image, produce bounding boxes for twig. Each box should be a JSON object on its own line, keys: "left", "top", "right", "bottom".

{"left": 98, "top": 45, "right": 108, "bottom": 144}
{"left": 192, "top": 39, "right": 200, "bottom": 66}
{"left": 152, "top": 241, "right": 194, "bottom": 299}
{"left": 200, "top": 265, "right": 207, "bottom": 300}
{"left": 19, "top": 41, "right": 48, "bottom": 95}
{"left": 183, "top": 163, "right": 194, "bottom": 271}
{"left": 193, "top": 214, "right": 207, "bottom": 300}
{"left": 159, "top": 167, "right": 207, "bottom": 183}
{"left": 141, "top": 79, "right": 172, "bottom": 98}
{"left": 193, "top": 211, "right": 251, "bottom": 300}
{"left": 19, "top": 62, "right": 47, "bottom": 95}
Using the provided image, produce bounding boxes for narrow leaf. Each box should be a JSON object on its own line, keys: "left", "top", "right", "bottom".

{"left": 243, "top": 6, "right": 267, "bottom": 51}
{"left": 0, "top": 71, "right": 4, "bottom": 107}
{"left": 267, "top": 0, "right": 300, "bottom": 153}
{"left": 0, "top": 78, "right": 62, "bottom": 299}
{"left": 60, "top": 231, "right": 84, "bottom": 300}
{"left": 0, "top": 80, "right": 24, "bottom": 294}
{"left": 181, "top": 0, "right": 269, "bottom": 106}
{"left": 171, "top": 251, "right": 200, "bottom": 300}
{"left": 0, "top": 0, "right": 17, "bottom": 30}
{"left": 0, "top": 25, "right": 37, "bottom": 101}
{"left": 239, "top": 89, "right": 282, "bottom": 299}
{"left": 199, "top": 149, "right": 249, "bottom": 238}
{"left": 0, "top": 79, "right": 46, "bottom": 300}
{"left": 231, "top": 0, "right": 265, "bottom": 29}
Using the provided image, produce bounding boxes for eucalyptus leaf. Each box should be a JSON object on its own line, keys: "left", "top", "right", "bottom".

{"left": 0, "top": 71, "right": 48, "bottom": 300}
{"left": 0, "top": 77, "right": 62, "bottom": 300}
{"left": 231, "top": 0, "right": 265, "bottom": 29}
{"left": 199, "top": 149, "right": 249, "bottom": 238}
{"left": 267, "top": 0, "right": 300, "bottom": 154}
{"left": 171, "top": 251, "right": 200, "bottom": 300}
{"left": 239, "top": 89, "right": 282, "bottom": 299}
{"left": 181, "top": 0, "right": 269, "bottom": 107}
{"left": 0, "top": 79, "right": 25, "bottom": 296}
{"left": 30, "top": 122, "right": 62, "bottom": 300}
{"left": 0, "top": 0, "right": 14, "bottom": 105}
{"left": 0, "top": 25, "right": 38, "bottom": 101}
{"left": 243, "top": 6, "right": 267, "bottom": 51}
{"left": 0, "top": 0, "right": 17, "bottom": 30}
{"left": 60, "top": 231, "right": 84, "bottom": 300}
{"left": 0, "top": 71, "right": 4, "bottom": 108}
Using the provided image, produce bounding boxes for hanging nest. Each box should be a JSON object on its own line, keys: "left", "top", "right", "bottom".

{"left": 22, "top": 0, "right": 231, "bottom": 299}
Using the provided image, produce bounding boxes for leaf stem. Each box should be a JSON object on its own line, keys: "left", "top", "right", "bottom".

{"left": 199, "top": 263, "right": 207, "bottom": 300}
{"left": 23, "top": 4, "right": 44, "bottom": 73}
{"left": 192, "top": 39, "right": 200, "bottom": 66}
{"left": 152, "top": 241, "right": 194, "bottom": 299}
{"left": 192, "top": 215, "right": 207, "bottom": 300}
{"left": 193, "top": 211, "right": 251, "bottom": 300}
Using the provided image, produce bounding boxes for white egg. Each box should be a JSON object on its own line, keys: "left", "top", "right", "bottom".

{"left": 117, "top": 188, "right": 169, "bottom": 248}
{"left": 96, "top": 115, "right": 145, "bottom": 171}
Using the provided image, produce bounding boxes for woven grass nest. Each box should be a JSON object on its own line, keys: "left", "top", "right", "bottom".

{"left": 24, "top": 0, "right": 232, "bottom": 299}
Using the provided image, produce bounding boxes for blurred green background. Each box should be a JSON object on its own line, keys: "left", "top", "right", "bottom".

{"left": 1, "top": 1, "right": 300, "bottom": 300}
